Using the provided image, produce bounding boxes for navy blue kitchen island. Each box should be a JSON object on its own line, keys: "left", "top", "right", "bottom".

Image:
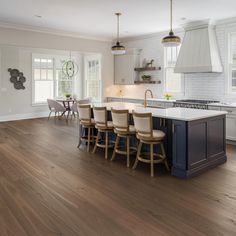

{"left": 79, "top": 102, "right": 227, "bottom": 178}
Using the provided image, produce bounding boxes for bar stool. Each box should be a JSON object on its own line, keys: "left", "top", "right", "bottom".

{"left": 92, "top": 107, "right": 114, "bottom": 159}
{"left": 77, "top": 104, "right": 95, "bottom": 152}
{"left": 132, "top": 112, "right": 170, "bottom": 177}
{"left": 111, "top": 109, "right": 137, "bottom": 167}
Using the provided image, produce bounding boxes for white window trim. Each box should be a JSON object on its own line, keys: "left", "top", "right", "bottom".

{"left": 163, "top": 67, "right": 185, "bottom": 96}
{"left": 32, "top": 53, "right": 54, "bottom": 105}
{"left": 163, "top": 47, "right": 185, "bottom": 96}
{"left": 225, "top": 30, "right": 236, "bottom": 96}
{"left": 84, "top": 54, "right": 102, "bottom": 102}
{"left": 32, "top": 53, "right": 76, "bottom": 105}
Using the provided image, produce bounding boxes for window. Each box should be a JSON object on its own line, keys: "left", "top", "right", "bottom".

{"left": 32, "top": 54, "right": 75, "bottom": 104}
{"left": 33, "top": 57, "right": 54, "bottom": 104}
{"left": 164, "top": 46, "right": 184, "bottom": 94}
{"left": 228, "top": 33, "right": 236, "bottom": 93}
{"left": 55, "top": 59, "right": 73, "bottom": 98}
{"left": 84, "top": 55, "right": 102, "bottom": 102}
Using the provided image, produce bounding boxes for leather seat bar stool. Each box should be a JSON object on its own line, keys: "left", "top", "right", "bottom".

{"left": 132, "top": 112, "right": 170, "bottom": 177}
{"left": 111, "top": 109, "right": 137, "bottom": 167}
{"left": 77, "top": 104, "right": 95, "bottom": 152}
{"left": 92, "top": 107, "right": 114, "bottom": 159}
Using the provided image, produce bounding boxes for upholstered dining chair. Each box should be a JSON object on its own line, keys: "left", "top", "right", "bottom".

{"left": 47, "top": 99, "right": 66, "bottom": 120}
{"left": 71, "top": 98, "right": 92, "bottom": 118}
{"left": 132, "top": 112, "right": 169, "bottom": 177}
{"left": 92, "top": 107, "right": 114, "bottom": 159}
{"left": 111, "top": 108, "right": 137, "bottom": 167}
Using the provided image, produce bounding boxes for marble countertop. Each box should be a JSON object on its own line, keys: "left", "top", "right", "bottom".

{"left": 94, "top": 102, "right": 227, "bottom": 121}
{"left": 208, "top": 102, "right": 236, "bottom": 108}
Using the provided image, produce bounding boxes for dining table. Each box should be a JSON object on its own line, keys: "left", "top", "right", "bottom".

{"left": 56, "top": 98, "right": 76, "bottom": 119}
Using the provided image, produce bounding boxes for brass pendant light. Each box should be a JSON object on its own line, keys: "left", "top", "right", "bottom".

{"left": 111, "top": 13, "right": 126, "bottom": 55}
{"left": 162, "top": 0, "right": 181, "bottom": 47}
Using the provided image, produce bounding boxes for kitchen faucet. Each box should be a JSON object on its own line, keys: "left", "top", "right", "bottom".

{"left": 144, "top": 89, "right": 153, "bottom": 108}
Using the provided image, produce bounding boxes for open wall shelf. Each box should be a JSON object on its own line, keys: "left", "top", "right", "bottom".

{"left": 134, "top": 66, "right": 161, "bottom": 72}
{"left": 134, "top": 80, "right": 161, "bottom": 84}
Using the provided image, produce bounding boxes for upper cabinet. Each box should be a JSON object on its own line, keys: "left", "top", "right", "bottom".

{"left": 114, "top": 50, "right": 140, "bottom": 85}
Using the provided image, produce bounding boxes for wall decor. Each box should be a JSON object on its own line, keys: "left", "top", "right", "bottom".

{"left": 8, "top": 68, "right": 26, "bottom": 90}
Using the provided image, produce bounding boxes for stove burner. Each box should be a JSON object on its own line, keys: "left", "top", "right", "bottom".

{"left": 174, "top": 99, "right": 219, "bottom": 109}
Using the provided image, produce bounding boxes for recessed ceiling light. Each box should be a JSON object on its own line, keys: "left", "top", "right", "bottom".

{"left": 34, "top": 15, "right": 42, "bottom": 18}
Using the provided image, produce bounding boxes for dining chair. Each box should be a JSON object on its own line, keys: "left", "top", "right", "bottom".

{"left": 47, "top": 99, "right": 66, "bottom": 120}
{"left": 92, "top": 107, "right": 114, "bottom": 159}
{"left": 78, "top": 104, "right": 95, "bottom": 152}
{"left": 111, "top": 108, "right": 137, "bottom": 167}
{"left": 132, "top": 112, "right": 169, "bottom": 177}
{"left": 71, "top": 98, "right": 92, "bottom": 118}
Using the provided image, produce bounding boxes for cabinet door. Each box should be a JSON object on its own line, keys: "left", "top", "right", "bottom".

{"left": 172, "top": 120, "right": 187, "bottom": 170}
{"left": 226, "top": 115, "right": 236, "bottom": 141}
{"left": 114, "top": 55, "right": 137, "bottom": 85}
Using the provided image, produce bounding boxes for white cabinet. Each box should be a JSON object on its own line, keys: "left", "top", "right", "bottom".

{"left": 225, "top": 116, "right": 236, "bottom": 141}
{"left": 114, "top": 53, "right": 140, "bottom": 85}
{"left": 209, "top": 105, "right": 236, "bottom": 141}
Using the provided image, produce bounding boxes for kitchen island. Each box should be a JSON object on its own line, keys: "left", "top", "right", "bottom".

{"left": 83, "top": 102, "right": 228, "bottom": 178}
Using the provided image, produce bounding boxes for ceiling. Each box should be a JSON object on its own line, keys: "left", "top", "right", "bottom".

{"left": 0, "top": 0, "right": 236, "bottom": 41}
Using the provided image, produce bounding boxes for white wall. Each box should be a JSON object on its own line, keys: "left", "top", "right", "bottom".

{"left": 0, "top": 27, "right": 114, "bottom": 121}
{"left": 115, "top": 21, "right": 236, "bottom": 103}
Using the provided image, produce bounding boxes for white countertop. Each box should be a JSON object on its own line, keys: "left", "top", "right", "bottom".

{"left": 94, "top": 102, "right": 227, "bottom": 121}
{"left": 108, "top": 96, "right": 176, "bottom": 103}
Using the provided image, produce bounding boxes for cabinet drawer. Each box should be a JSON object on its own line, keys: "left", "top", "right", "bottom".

{"left": 221, "top": 107, "right": 236, "bottom": 116}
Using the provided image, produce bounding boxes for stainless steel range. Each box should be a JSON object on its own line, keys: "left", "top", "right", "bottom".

{"left": 174, "top": 99, "right": 219, "bottom": 110}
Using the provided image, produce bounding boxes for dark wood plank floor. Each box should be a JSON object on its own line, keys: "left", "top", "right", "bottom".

{"left": 0, "top": 118, "right": 236, "bottom": 236}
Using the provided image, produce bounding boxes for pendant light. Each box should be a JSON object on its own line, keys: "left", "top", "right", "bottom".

{"left": 111, "top": 13, "right": 126, "bottom": 55}
{"left": 162, "top": 0, "right": 181, "bottom": 47}
{"left": 62, "top": 51, "right": 78, "bottom": 78}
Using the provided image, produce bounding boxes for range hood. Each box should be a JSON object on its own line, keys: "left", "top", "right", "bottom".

{"left": 175, "top": 21, "right": 223, "bottom": 73}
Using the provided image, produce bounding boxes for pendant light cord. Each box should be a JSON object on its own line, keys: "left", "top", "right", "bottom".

{"left": 170, "top": 0, "right": 173, "bottom": 32}
{"left": 117, "top": 13, "right": 120, "bottom": 43}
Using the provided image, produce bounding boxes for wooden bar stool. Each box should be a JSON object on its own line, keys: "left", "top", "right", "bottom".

{"left": 132, "top": 112, "right": 169, "bottom": 177}
{"left": 92, "top": 107, "right": 114, "bottom": 159}
{"left": 111, "top": 109, "right": 137, "bottom": 167}
{"left": 77, "top": 104, "right": 95, "bottom": 152}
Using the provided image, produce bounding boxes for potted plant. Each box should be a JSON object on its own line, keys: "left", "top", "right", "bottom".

{"left": 142, "top": 75, "right": 152, "bottom": 82}
{"left": 164, "top": 93, "right": 172, "bottom": 100}
{"left": 65, "top": 94, "right": 71, "bottom": 100}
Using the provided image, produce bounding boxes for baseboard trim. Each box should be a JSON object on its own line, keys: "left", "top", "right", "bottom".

{"left": 0, "top": 112, "right": 50, "bottom": 122}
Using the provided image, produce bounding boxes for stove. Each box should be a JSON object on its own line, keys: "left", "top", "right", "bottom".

{"left": 174, "top": 99, "right": 219, "bottom": 110}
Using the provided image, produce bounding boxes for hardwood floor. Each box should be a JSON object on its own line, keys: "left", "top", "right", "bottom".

{"left": 0, "top": 118, "right": 236, "bottom": 236}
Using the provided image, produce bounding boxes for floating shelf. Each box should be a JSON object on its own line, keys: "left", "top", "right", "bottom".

{"left": 134, "top": 80, "right": 161, "bottom": 84}
{"left": 134, "top": 66, "right": 161, "bottom": 72}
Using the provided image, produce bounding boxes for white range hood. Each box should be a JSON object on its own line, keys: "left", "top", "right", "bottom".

{"left": 175, "top": 21, "right": 223, "bottom": 73}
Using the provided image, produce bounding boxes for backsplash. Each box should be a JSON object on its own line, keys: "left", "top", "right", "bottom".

{"left": 113, "top": 22, "right": 236, "bottom": 103}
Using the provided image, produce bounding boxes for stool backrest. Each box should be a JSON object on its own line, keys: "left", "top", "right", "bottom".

{"left": 133, "top": 112, "right": 153, "bottom": 137}
{"left": 93, "top": 107, "right": 107, "bottom": 128}
{"left": 111, "top": 109, "right": 129, "bottom": 132}
{"left": 78, "top": 104, "right": 92, "bottom": 123}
